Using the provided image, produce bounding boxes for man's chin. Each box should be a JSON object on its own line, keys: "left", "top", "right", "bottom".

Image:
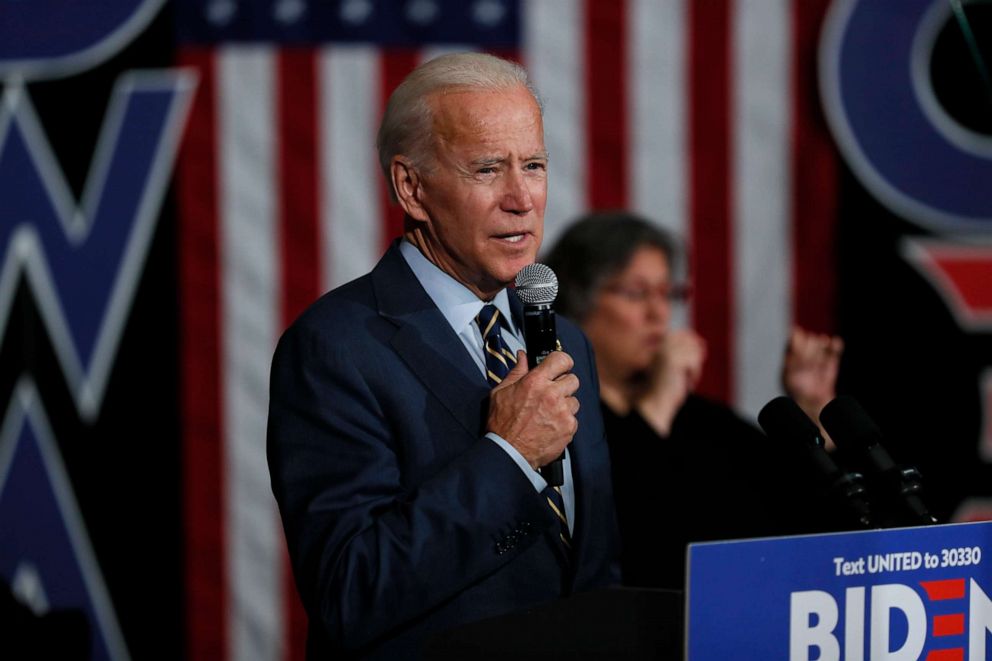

{"left": 498, "top": 262, "right": 536, "bottom": 287}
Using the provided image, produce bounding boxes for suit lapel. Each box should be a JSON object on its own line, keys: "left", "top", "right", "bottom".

{"left": 372, "top": 244, "right": 490, "bottom": 438}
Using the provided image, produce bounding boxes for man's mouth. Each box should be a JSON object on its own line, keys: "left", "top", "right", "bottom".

{"left": 494, "top": 232, "right": 527, "bottom": 243}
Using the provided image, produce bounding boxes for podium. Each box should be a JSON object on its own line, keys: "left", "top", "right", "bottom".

{"left": 424, "top": 586, "right": 683, "bottom": 660}
{"left": 426, "top": 521, "right": 992, "bottom": 659}
{"left": 686, "top": 520, "right": 992, "bottom": 659}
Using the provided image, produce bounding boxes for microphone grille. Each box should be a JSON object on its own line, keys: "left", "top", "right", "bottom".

{"left": 514, "top": 263, "right": 559, "bottom": 305}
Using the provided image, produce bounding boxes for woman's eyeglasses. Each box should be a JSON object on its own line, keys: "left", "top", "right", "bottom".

{"left": 603, "top": 282, "right": 692, "bottom": 304}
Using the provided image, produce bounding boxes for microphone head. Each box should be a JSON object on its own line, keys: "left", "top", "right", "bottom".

{"left": 758, "top": 396, "right": 825, "bottom": 450}
{"left": 820, "top": 396, "right": 883, "bottom": 453}
{"left": 514, "top": 263, "right": 559, "bottom": 305}
{"left": 759, "top": 396, "right": 877, "bottom": 530}
{"left": 821, "top": 396, "right": 897, "bottom": 474}
{"left": 821, "top": 396, "right": 934, "bottom": 525}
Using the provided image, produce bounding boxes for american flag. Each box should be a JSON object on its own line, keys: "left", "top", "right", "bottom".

{"left": 174, "top": 0, "right": 838, "bottom": 658}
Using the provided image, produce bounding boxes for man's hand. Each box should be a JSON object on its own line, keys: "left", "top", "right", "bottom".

{"left": 486, "top": 351, "right": 580, "bottom": 470}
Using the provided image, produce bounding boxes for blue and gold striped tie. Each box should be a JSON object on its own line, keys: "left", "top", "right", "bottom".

{"left": 544, "top": 485, "right": 573, "bottom": 555}
{"left": 476, "top": 304, "right": 517, "bottom": 387}
{"left": 476, "top": 304, "right": 572, "bottom": 557}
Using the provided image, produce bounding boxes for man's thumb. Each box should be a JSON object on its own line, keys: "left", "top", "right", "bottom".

{"left": 494, "top": 351, "right": 528, "bottom": 389}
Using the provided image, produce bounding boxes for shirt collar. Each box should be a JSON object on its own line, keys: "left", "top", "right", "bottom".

{"left": 399, "top": 239, "right": 518, "bottom": 336}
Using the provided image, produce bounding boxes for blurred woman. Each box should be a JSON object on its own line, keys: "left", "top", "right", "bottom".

{"left": 544, "top": 211, "right": 842, "bottom": 589}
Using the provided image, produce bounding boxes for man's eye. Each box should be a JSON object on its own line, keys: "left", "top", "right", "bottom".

{"left": 477, "top": 166, "right": 497, "bottom": 175}
{"left": 525, "top": 162, "right": 546, "bottom": 171}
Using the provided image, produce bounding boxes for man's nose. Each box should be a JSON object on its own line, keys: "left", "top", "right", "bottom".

{"left": 500, "top": 169, "right": 535, "bottom": 214}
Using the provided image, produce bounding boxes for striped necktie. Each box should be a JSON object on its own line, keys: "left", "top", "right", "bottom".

{"left": 476, "top": 304, "right": 572, "bottom": 558}
{"left": 544, "top": 485, "right": 573, "bottom": 556}
{"left": 476, "top": 304, "right": 517, "bottom": 387}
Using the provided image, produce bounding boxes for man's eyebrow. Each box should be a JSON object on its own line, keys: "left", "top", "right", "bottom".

{"left": 469, "top": 151, "right": 549, "bottom": 166}
{"left": 470, "top": 155, "right": 505, "bottom": 166}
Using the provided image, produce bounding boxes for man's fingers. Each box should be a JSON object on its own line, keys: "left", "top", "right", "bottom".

{"left": 531, "top": 350, "right": 574, "bottom": 380}
{"left": 554, "top": 372, "right": 580, "bottom": 397}
{"left": 568, "top": 396, "right": 580, "bottom": 415}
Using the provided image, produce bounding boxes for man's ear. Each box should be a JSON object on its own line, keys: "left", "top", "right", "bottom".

{"left": 391, "top": 157, "right": 428, "bottom": 222}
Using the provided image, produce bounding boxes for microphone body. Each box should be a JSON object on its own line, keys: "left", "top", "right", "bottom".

{"left": 521, "top": 303, "right": 557, "bottom": 369}
{"left": 820, "top": 396, "right": 937, "bottom": 527}
{"left": 758, "top": 396, "right": 876, "bottom": 530}
{"left": 515, "top": 264, "right": 564, "bottom": 486}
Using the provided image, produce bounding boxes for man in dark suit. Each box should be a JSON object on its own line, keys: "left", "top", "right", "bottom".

{"left": 267, "top": 52, "right": 619, "bottom": 660}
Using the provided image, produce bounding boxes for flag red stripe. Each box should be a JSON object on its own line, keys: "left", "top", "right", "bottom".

{"left": 276, "top": 48, "right": 320, "bottom": 661}
{"left": 378, "top": 50, "right": 421, "bottom": 251}
{"left": 177, "top": 47, "right": 228, "bottom": 661}
{"left": 278, "top": 48, "right": 322, "bottom": 324}
{"left": 689, "top": 0, "right": 733, "bottom": 402}
{"left": 791, "top": 0, "right": 838, "bottom": 333}
{"left": 585, "top": 0, "right": 628, "bottom": 209}
{"left": 489, "top": 47, "right": 522, "bottom": 65}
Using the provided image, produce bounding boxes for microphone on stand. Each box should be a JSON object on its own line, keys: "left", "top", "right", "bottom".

{"left": 758, "top": 396, "right": 876, "bottom": 530}
{"left": 820, "top": 396, "right": 937, "bottom": 527}
{"left": 515, "top": 263, "right": 564, "bottom": 486}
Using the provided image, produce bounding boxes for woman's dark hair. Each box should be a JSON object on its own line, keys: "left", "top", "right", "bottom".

{"left": 542, "top": 211, "right": 678, "bottom": 322}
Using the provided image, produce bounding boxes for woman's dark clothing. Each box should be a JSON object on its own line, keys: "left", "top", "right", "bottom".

{"left": 602, "top": 395, "right": 817, "bottom": 590}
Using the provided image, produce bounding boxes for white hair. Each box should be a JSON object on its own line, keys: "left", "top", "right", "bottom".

{"left": 375, "top": 52, "right": 543, "bottom": 200}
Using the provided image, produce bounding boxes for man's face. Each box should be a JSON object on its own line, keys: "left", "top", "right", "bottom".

{"left": 406, "top": 84, "right": 547, "bottom": 300}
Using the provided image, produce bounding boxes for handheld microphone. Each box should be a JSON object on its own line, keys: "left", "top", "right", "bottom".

{"left": 820, "top": 396, "right": 937, "bottom": 527}
{"left": 515, "top": 263, "right": 564, "bottom": 486}
{"left": 758, "top": 396, "right": 875, "bottom": 530}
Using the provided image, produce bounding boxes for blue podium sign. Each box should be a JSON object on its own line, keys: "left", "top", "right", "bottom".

{"left": 687, "top": 521, "right": 992, "bottom": 660}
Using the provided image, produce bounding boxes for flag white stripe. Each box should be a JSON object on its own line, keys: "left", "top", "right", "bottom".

{"left": 218, "top": 47, "right": 284, "bottom": 661}
{"left": 732, "top": 0, "right": 792, "bottom": 416}
{"left": 630, "top": 0, "right": 687, "bottom": 238}
{"left": 524, "top": 0, "right": 584, "bottom": 248}
{"left": 321, "top": 46, "right": 382, "bottom": 291}
{"left": 630, "top": 0, "right": 689, "bottom": 330}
